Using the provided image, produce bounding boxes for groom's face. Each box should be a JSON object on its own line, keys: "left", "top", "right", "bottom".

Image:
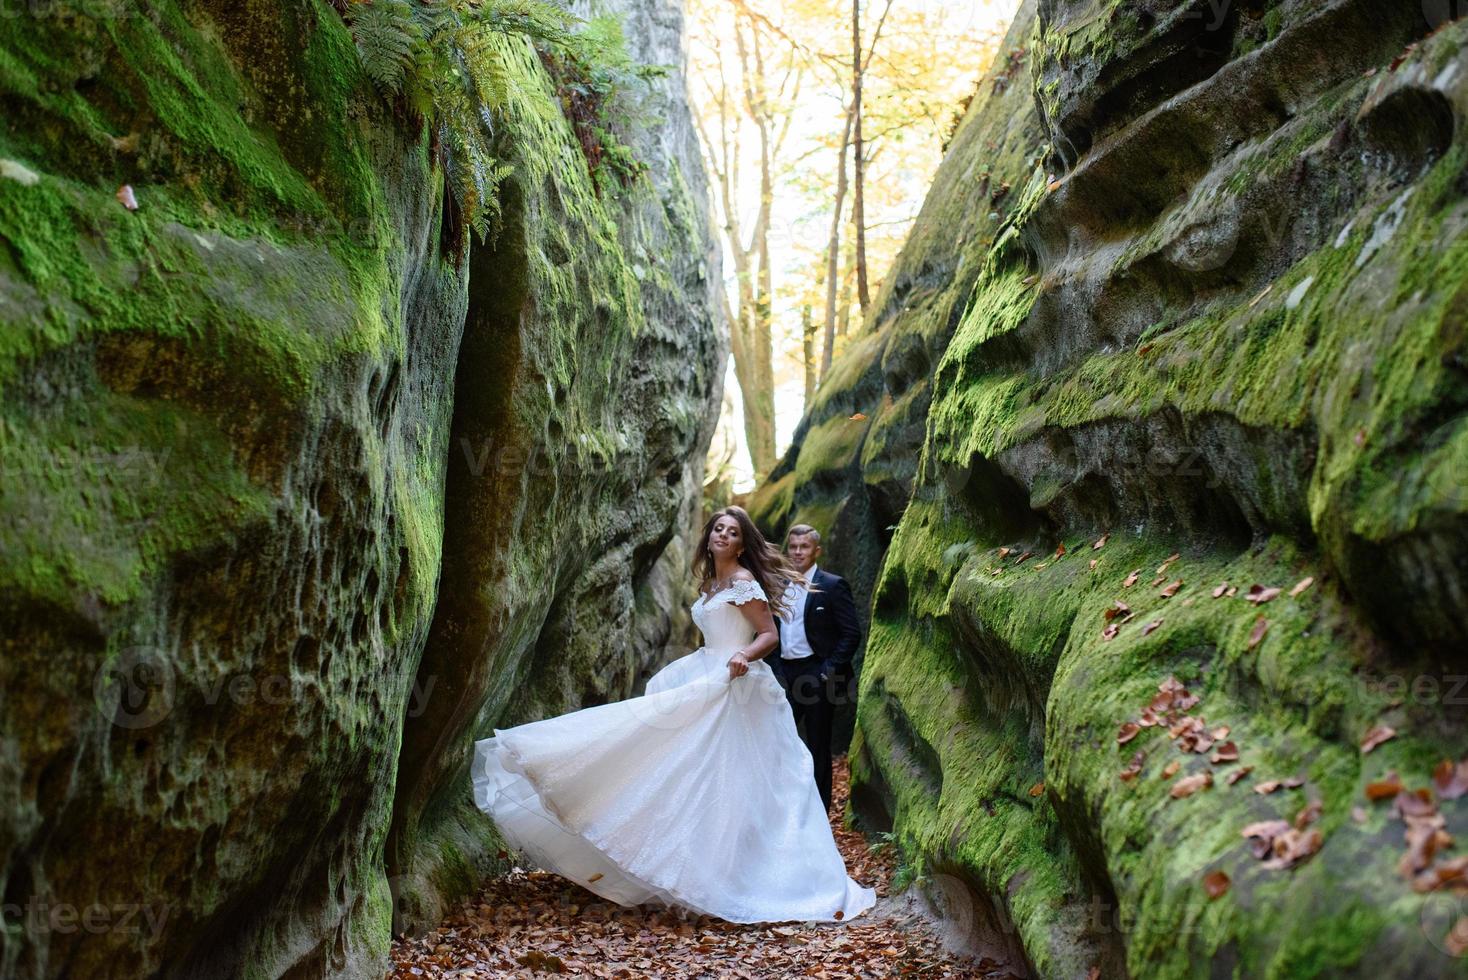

{"left": 785, "top": 534, "right": 820, "bottom": 573}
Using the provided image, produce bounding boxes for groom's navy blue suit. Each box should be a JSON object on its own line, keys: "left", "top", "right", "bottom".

{"left": 771, "top": 567, "right": 861, "bottom": 811}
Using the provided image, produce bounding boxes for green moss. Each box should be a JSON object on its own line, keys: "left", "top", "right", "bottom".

{"left": 805, "top": 328, "right": 887, "bottom": 417}
{"left": 848, "top": 15, "right": 1468, "bottom": 978}
{"left": 858, "top": 504, "right": 1082, "bottom": 976}
{"left": 1264, "top": 6, "right": 1285, "bottom": 41}
{"left": 862, "top": 490, "right": 1468, "bottom": 975}
{"left": 928, "top": 135, "right": 1468, "bottom": 557}
{"left": 748, "top": 470, "right": 797, "bottom": 532}
{"left": 354, "top": 873, "right": 396, "bottom": 966}
{"left": 789, "top": 499, "right": 845, "bottom": 543}
{"left": 0, "top": 391, "right": 272, "bottom": 607}
{"left": 793, "top": 412, "right": 869, "bottom": 484}
{"left": 0, "top": 0, "right": 403, "bottom": 399}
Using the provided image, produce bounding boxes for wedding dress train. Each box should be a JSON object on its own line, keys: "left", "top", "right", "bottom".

{"left": 470, "top": 578, "right": 877, "bottom": 923}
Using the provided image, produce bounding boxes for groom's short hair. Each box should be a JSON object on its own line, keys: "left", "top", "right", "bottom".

{"left": 786, "top": 524, "right": 821, "bottom": 544}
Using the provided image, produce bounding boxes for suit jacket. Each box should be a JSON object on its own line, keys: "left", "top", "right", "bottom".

{"left": 772, "top": 567, "right": 862, "bottom": 682}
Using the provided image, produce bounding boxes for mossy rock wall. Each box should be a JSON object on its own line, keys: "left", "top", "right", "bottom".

{"left": 766, "top": 0, "right": 1468, "bottom": 975}
{"left": 384, "top": 0, "right": 723, "bottom": 939}
{"left": 0, "top": 0, "right": 720, "bottom": 976}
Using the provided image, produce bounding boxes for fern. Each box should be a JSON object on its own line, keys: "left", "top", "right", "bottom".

{"left": 347, "top": 0, "right": 422, "bottom": 92}
{"left": 889, "top": 852, "right": 927, "bottom": 893}
{"left": 343, "top": 0, "right": 656, "bottom": 246}
{"left": 481, "top": 0, "right": 575, "bottom": 48}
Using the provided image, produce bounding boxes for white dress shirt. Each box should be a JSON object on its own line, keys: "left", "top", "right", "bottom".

{"left": 780, "top": 564, "right": 817, "bottom": 660}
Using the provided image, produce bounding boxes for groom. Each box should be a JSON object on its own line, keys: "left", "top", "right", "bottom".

{"left": 771, "top": 524, "right": 861, "bottom": 812}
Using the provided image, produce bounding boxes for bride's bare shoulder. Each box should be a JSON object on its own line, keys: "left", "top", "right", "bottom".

{"left": 730, "top": 568, "right": 756, "bottom": 582}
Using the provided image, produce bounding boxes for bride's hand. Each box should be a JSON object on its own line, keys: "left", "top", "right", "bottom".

{"left": 727, "top": 652, "right": 750, "bottom": 680}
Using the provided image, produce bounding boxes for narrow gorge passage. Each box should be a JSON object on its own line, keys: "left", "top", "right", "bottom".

{"left": 5, "top": 0, "right": 1468, "bottom": 976}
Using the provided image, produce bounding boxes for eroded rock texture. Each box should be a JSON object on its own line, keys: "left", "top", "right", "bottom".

{"left": 384, "top": 0, "right": 723, "bottom": 939}
{"left": 0, "top": 1, "right": 719, "bottom": 977}
{"left": 757, "top": 1, "right": 1468, "bottom": 975}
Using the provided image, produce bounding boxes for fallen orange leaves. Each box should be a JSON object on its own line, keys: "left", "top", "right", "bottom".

{"left": 389, "top": 758, "right": 1017, "bottom": 980}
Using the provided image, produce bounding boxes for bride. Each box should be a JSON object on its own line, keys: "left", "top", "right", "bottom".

{"left": 470, "top": 505, "right": 877, "bottom": 923}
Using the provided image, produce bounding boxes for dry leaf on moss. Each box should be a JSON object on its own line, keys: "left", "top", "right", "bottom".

{"left": 1245, "top": 585, "right": 1281, "bottom": 604}
{"left": 1171, "top": 772, "right": 1213, "bottom": 799}
{"left": 1361, "top": 725, "right": 1397, "bottom": 754}
{"left": 1434, "top": 760, "right": 1468, "bottom": 800}
{"left": 1366, "top": 771, "right": 1403, "bottom": 801}
{"left": 1247, "top": 616, "right": 1269, "bottom": 648}
{"left": 1226, "top": 766, "right": 1253, "bottom": 786}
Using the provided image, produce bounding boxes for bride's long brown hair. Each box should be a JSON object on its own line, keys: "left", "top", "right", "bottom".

{"left": 693, "top": 505, "right": 809, "bottom": 619}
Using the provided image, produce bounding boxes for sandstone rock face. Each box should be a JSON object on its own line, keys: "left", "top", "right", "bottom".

{"left": 0, "top": 1, "right": 719, "bottom": 976}
{"left": 385, "top": 0, "right": 723, "bottom": 937}
{"left": 762, "top": 1, "right": 1468, "bottom": 974}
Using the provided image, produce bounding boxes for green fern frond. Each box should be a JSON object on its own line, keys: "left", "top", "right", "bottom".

{"left": 344, "top": 0, "right": 654, "bottom": 244}
{"left": 348, "top": 0, "right": 422, "bottom": 92}
{"left": 481, "top": 0, "right": 578, "bottom": 47}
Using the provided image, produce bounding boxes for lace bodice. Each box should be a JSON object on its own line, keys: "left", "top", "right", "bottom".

{"left": 691, "top": 578, "right": 767, "bottom": 650}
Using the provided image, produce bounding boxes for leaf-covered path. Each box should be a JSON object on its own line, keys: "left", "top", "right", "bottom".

{"left": 388, "top": 759, "right": 1017, "bottom": 978}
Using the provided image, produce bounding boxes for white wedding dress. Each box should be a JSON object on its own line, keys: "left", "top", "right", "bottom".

{"left": 470, "top": 577, "right": 877, "bottom": 923}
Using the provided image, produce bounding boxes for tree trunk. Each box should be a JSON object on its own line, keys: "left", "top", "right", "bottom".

{"left": 820, "top": 106, "right": 854, "bottom": 381}
{"left": 743, "top": 17, "right": 779, "bottom": 477}
{"left": 851, "top": 0, "right": 870, "bottom": 315}
{"left": 802, "top": 304, "right": 817, "bottom": 405}
{"left": 693, "top": 9, "right": 786, "bottom": 479}
{"left": 730, "top": 252, "right": 776, "bottom": 476}
{"left": 837, "top": 236, "right": 855, "bottom": 339}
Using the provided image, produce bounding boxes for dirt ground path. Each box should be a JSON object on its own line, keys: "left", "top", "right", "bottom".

{"left": 388, "top": 759, "right": 1018, "bottom": 979}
